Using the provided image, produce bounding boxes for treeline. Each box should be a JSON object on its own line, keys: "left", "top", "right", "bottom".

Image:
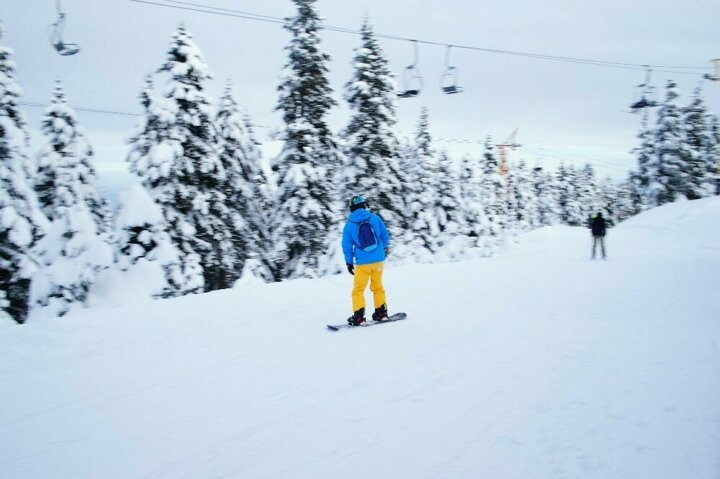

{"left": 1, "top": 0, "right": 718, "bottom": 323}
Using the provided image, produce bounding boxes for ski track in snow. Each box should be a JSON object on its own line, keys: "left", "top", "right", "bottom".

{"left": 1, "top": 198, "right": 720, "bottom": 478}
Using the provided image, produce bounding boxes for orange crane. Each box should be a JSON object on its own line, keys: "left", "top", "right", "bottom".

{"left": 495, "top": 129, "right": 521, "bottom": 177}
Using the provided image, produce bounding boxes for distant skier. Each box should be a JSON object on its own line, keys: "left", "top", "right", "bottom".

{"left": 590, "top": 212, "right": 607, "bottom": 260}
{"left": 342, "top": 196, "right": 391, "bottom": 325}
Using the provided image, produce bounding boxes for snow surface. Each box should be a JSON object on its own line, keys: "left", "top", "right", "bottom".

{"left": 1, "top": 197, "right": 719, "bottom": 478}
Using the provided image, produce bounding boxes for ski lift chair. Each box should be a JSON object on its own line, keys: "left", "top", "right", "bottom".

{"left": 630, "top": 95, "right": 656, "bottom": 112}
{"left": 629, "top": 86, "right": 657, "bottom": 112}
{"left": 52, "top": 39, "right": 80, "bottom": 56}
{"left": 398, "top": 40, "right": 423, "bottom": 98}
{"left": 440, "top": 46, "right": 463, "bottom": 94}
{"left": 440, "top": 67, "right": 463, "bottom": 94}
{"left": 48, "top": 2, "right": 80, "bottom": 56}
{"left": 399, "top": 65, "right": 423, "bottom": 98}
{"left": 629, "top": 67, "right": 657, "bottom": 113}
{"left": 703, "top": 58, "right": 720, "bottom": 81}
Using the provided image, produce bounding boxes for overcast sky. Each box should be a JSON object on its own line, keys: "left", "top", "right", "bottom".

{"left": 2, "top": 0, "right": 719, "bottom": 194}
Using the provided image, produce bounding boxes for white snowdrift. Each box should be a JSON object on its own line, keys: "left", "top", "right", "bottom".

{"left": 1, "top": 197, "right": 719, "bottom": 478}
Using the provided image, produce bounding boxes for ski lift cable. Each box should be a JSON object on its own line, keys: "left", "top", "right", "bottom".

{"left": 525, "top": 144, "right": 630, "bottom": 163}
{"left": 15, "top": 98, "right": 632, "bottom": 171}
{"left": 523, "top": 147, "right": 632, "bottom": 171}
{"left": 17, "top": 100, "right": 273, "bottom": 129}
{"left": 141, "top": 0, "right": 712, "bottom": 73}
{"left": 532, "top": 150, "right": 630, "bottom": 170}
{"left": 129, "top": 0, "right": 288, "bottom": 25}
{"left": 432, "top": 136, "right": 632, "bottom": 170}
{"left": 20, "top": 101, "right": 142, "bottom": 117}
{"left": 160, "top": 0, "right": 285, "bottom": 22}
{"left": 432, "top": 137, "right": 632, "bottom": 171}
{"left": 128, "top": 0, "right": 713, "bottom": 75}
{"left": 524, "top": 151, "right": 632, "bottom": 174}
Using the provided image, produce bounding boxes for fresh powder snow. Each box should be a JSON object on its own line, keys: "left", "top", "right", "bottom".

{"left": 0, "top": 197, "right": 719, "bottom": 478}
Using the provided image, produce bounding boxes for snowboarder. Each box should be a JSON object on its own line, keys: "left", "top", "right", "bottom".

{"left": 590, "top": 212, "right": 607, "bottom": 260}
{"left": 342, "top": 196, "right": 391, "bottom": 325}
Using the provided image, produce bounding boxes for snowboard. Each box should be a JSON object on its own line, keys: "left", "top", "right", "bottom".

{"left": 326, "top": 312, "right": 407, "bottom": 331}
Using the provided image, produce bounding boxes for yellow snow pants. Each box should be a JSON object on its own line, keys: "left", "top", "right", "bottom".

{"left": 352, "top": 262, "right": 387, "bottom": 312}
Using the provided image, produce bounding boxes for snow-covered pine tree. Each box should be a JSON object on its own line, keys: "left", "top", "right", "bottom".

{"left": 126, "top": 75, "right": 204, "bottom": 297}
{"left": 154, "top": 25, "right": 236, "bottom": 292}
{"left": 272, "top": 0, "right": 342, "bottom": 279}
{"left": 415, "top": 106, "right": 433, "bottom": 156}
{"left": 555, "top": 163, "right": 568, "bottom": 222}
{"left": 626, "top": 169, "right": 646, "bottom": 216}
{"left": 596, "top": 176, "right": 619, "bottom": 226}
{"left": 402, "top": 107, "right": 439, "bottom": 257}
{"left": 631, "top": 108, "right": 655, "bottom": 209}
{"left": 682, "top": 87, "right": 715, "bottom": 199}
{"left": 389, "top": 135, "right": 419, "bottom": 258}
{"left": 615, "top": 177, "right": 637, "bottom": 221}
{"left": 30, "top": 141, "right": 113, "bottom": 318}
{"left": 458, "top": 153, "right": 485, "bottom": 242}
{"left": 36, "top": 81, "right": 108, "bottom": 230}
{"left": 0, "top": 291, "right": 9, "bottom": 323}
{"left": 242, "top": 112, "right": 274, "bottom": 205}
{"left": 126, "top": 76, "right": 165, "bottom": 175}
{"left": 112, "top": 182, "right": 185, "bottom": 298}
{"left": 522, "top": 162, "right": 541, "bottom": 228}
{"left": 506, "top": 160, "right": 538, "bottom": 232}
{"left": 341, "top": 18, "right": 405, "bottom": 236}
{"left": 216, "top": 82, "right": 273, "bottom": 282}
{"left": 709, "top": 115, "right": 720, "bottom": 195}
{"left": 0, "top": 25, "right": 48, "bottom": 323}
{"left": 566, "top": 164, "right": 589, "bottom": 225}
{"left": 556, "top": 163, "right": 581, "bottom": 225}
{"left": 653, "top": 80, "right": 691, "bottom": 205}
{"left": 434, "top": 150, "right": 467, "bottom": 257}
{"left": 532, "top": 166, "right": 559, "bottom": 226}
{"left": 505, "top": 162, "right": 519, "bottom": 231}
{"left": 478, "top": 138, "right": 506, "bottom": 250}
{"left": 577, "top": 163, "right": 598, "bottom": 220}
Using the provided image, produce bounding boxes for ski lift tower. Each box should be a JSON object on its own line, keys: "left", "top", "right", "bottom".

{"left": 496, "top": 129, "right": 521, "bottom": 178}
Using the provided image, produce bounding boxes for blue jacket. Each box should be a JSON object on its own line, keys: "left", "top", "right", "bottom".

{"left": 342, "top": 209, "right": 390, "bottom": 265}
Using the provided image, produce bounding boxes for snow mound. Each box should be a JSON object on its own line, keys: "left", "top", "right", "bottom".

{"left": 612, "top": 196, "right": 720, "bottom": 260}
{"left": 501, "top": 196, "right": 720, "bottom": 262}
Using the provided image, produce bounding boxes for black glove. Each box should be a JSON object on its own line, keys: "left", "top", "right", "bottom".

{"left": 346, "top": 264, "right": 354, "bottom": 275}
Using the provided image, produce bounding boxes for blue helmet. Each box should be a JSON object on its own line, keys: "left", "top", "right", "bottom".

{"left": 348, "top": 195, "right": 368, "bottom": 211}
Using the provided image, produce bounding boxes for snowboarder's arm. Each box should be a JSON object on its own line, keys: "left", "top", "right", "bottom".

{"left": 376, "top": 216, "right": 390, "bottom": 247}
{"left": 341, "top": 224, "right": 354, "bottom": 265}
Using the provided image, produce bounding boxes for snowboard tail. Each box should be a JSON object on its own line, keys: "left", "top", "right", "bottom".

{"left": 326, "top": 312, "right": 407, "bottom": 331}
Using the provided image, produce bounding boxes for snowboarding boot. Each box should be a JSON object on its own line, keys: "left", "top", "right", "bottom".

{"left": 372, "top": 304, "right": 389, "bottom": 322}
{"left": 347, "top": 308, "right": 366, "bottom": 326}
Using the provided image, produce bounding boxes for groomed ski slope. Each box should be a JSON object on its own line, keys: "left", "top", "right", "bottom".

{"left": 1, "top": 197, "right": 719, "bottom": 479}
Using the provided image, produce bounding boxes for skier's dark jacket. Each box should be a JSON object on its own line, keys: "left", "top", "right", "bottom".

{"left": 342, "top": 209, "right": 390, "bottom": 265}
{"left": 591, "top": 215, "right": 607, "bottom": 237}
